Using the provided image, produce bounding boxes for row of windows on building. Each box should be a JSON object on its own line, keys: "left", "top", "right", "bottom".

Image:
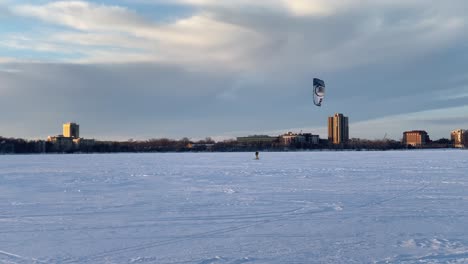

{"left": 236, "top": 133, "right": 320, "bottom": 145}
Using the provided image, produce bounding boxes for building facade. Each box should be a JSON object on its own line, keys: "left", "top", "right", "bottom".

{"left": 281, "top": 132, "right": 319, "bottom": 145}
{"left": 451, "top": 129, "right": 468, "bottom": 148}
{"left": 236, "top": 135, "right": 278, "bottom": 144}
{"left": 328, "top": 113, "right": 349, "bottom": 144}
{"left": 302, "top": 133, "right": 320, "bottom": 145}
{"left": 47, "top": 135, "right": 74, "bottom": 152}
{"left": 73, "top": 138, "right": 96, "bottom": 148}
{"left": 281, "top": 132, "right": 305, "bottom": 145}
{"left": 63, "top": 123, "right": 80, "bottom": 138}
{"left": 403, "top": 130, "right": 430, "bottom": 147}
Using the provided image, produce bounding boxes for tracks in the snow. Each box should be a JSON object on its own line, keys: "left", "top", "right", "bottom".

{"left": 63, "top": 181, "right": 431, "bottom": 263}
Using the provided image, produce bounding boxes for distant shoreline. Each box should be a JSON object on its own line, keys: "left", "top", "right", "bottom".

{"left": 1, "top": 148, "right": 463, "bottom": 156}
{"left": 0, "top": 135, "right": 459, "bottom": 155}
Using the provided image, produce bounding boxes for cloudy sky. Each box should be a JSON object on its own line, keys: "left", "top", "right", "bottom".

{"left": 1, "top": 0, "right": 468, "bottom": 141}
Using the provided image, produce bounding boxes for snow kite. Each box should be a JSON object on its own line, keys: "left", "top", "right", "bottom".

{"left": 313, "top": 78, "right": 325, "bottom": 107}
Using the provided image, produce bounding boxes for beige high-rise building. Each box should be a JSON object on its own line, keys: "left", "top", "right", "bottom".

{"left": 63, "top": 122, "right": 79, "bottom": 138}
{"left": 451, "top": 129, "right": 468, "bottom": 148}
{"left": 328, "top": 113, "right": 349, "bottom": 144}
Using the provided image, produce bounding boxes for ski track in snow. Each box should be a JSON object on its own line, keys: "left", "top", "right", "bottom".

{"left": 1, "top": 150, "right": 468, "bottom": 263}
{"left": 69, "top": 184, "right": 429, "bottom": 263}
{"left": 0, "top": 249, "right": 47, "bottom": 264}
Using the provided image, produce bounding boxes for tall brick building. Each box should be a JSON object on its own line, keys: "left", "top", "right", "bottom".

{"left": 328, "top": 113, "right": 349, "bottom": 144}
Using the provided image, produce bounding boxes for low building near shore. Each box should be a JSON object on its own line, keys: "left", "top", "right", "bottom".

{"left": 280, "top": 132, "right": 320, "bottom": 145}
{"left": 47, "top": 135, "right": 74, "bottom": 152}
{"left": 236, "top": 135, "right": 279, "bottom": 144}
{"left": 403, "top": 130, "right": 430, "bottom": 147}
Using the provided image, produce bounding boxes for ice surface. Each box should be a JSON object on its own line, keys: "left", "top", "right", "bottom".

{"left": 1, "top": 150, "right": 468, "bottom": 263}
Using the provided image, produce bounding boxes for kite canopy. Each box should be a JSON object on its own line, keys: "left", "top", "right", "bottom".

{"left": 313, "top": 78, "right": 325, "bottom": 107}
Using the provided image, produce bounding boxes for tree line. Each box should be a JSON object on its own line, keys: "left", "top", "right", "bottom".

{"left": 0, "top": 136, "right": 455, "bottom": 154}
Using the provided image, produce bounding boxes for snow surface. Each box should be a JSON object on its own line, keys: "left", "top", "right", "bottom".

{"left": 1, "top": 150, "right": 468, "bottom": 263}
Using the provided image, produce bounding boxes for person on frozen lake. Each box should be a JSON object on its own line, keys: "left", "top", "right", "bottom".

{"left": 255, "top": 151, "right": 259, "bottom": 160}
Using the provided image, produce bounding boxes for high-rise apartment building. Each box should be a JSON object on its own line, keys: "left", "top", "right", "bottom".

{"left": 328, "top": 113, "right": 349, "bottom": 144}
{"left": 403, "top": 130, "right": 429, "bottom": 146}
{"left": 63, "top": 122, "right": 79, "bottom": 138}
{"left": 451, "top": 129, "right": 468, "bottom": 148}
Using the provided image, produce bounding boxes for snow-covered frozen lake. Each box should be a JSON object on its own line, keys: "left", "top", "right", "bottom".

{"left": 1, "top": 150, "right": 468, "bottom": 263}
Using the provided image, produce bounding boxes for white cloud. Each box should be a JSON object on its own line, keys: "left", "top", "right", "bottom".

{"left": 3, "top": 0, "right": 468, "bottom": 139}
{"left": 7, "top": 0, "right": 468, "bottom": 71}
{"left": 0, "top": 35, "right": 80, "bottom": 55}
{"left": 281, "top": 0, "right": 362, "bottom": 17}
{"left": 0, "top": 57, "right": 16, "bottom": 63}
{"left": 12, "top": 2, "right": 259, "bottom": 48}
{"left": 13, "top": 1, "right": 148, "bottom": 31}
{"left": 11, "top": 1, "right": 265, "bottom": 68}
{"left": 284, "top": 0, "right": 331, "bottom": 16}
{"left": 155, "top": 0, "right": 352, "bottom": 16}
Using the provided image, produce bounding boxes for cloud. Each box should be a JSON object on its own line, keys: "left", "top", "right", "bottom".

{"left": 0, "top": 57, "right": 16, "bottom": 63}
{"left": 13, "top": 1, "right": 148, "bottom": 31}
{"left": 2, "top": 0, "right": 468, "bottom": 139}
{"left": 284, "top": 0, "right": 334, "bottom": 16}
{"left": 7, "top": 0, "right": 466, "bottom": 72}
{"left": 0, "top": 67, "right": 21, "bottom": 73}
{"left": 2, "top": 54, "right": 467, "bottom": 140}
{"left": 154, "top": 0, "right": 352, "bottom": 16}
{"left": 0, "top": 62, "right": 241, "bottom": 139}
{"left": 224, "top": 1, "right": 466, "bottom": 71}
{"left": 10, "top": 1, "right": 264, "bottom": 69}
